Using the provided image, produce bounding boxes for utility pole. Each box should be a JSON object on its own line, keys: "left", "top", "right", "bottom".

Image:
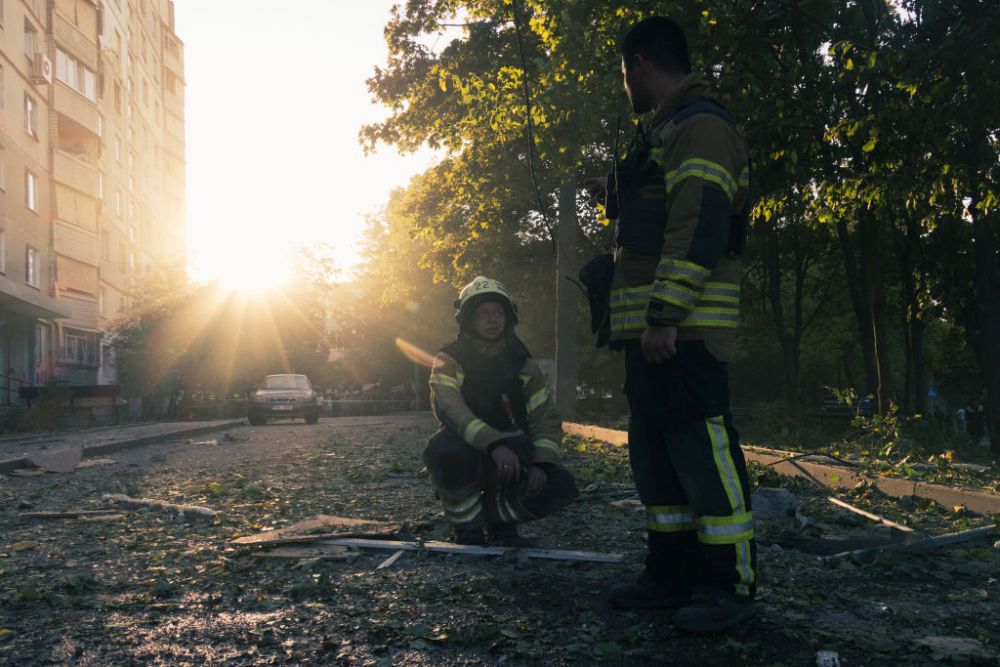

{"left": 555, "top": 181, "right": 578, "bottom": 420}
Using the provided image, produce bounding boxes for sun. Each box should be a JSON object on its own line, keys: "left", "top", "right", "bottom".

{"left": 191, "top": 236, "right": 294, "bottom": 294}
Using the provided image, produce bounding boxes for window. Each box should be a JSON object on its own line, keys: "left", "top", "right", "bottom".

{"left": 100, "top": 227, "right": 109, "bottom": 259}
{"left": 118, "top": 242, "right": 126, "bottom": 271}
{"left": 114, "top": 82, "right": 121, "bottom": 113}
{"left": 0, "top": 65, "right": 5, "bottom": 109}
{"left": 0, "top": 229, "right": 6, "bottom": 274}
{"left": 0, "top": 146, "right": 6, "bottom": 191}
{"left": 23, "top": 94, "right": 36, "bottom": 137}
{"left": 98, "top": 287, "right": 105, "bottom": 315}
{"left": 55, "top": 49, "right": 97, "bottom": 102}
{"left": 61, "top": 328, "right": 98, "bottom": 366}
{"left": 98, "top": 172, "right": 104, "bottom": 199}
{"left": 25, "top": 246, "right": 38, "bottom": 286}
{"left": 0, "top": 1, "right": 5, "bottom": 29}
{"left": 118, "top": 296, "right": 126, "bottom": 313}
{"left": 115, "top": 189, "right": 122, "bottom": 216}
{"left": 25, "top": 170, "right": 37, "bottom": 211}
{"left": 23, "top": 20, "right": 36, "bottom": 59}
{"left": 115, "top": 135, "right": 122, "bottom": 162}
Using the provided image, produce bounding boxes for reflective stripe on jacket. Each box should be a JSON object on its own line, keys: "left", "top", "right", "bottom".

{"left": 429, "top": 353, "right": 564, "bottom": 465}
{"left": 609, "top": 73, "right": 749, "bottom": 361}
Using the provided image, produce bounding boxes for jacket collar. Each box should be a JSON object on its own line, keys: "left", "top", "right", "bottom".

{"left": 650, "top": 72, "right": 713, "bottom": 125}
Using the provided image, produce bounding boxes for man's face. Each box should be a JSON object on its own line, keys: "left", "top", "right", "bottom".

{"left": 472, "top": 301, "right": 506, "bottom": 340}
{"left": 622, "top": 56, "right": 650, "bottom": 114}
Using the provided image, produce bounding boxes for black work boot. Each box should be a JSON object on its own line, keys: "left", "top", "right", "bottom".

{"left": 609, "top": 570, "right": 692, "bottom": 610}
{"left": 486, "top": 523, "right": 529, "bottom": 547}
{"left": 673, "top": 588, "right": 756, "bottom": 633}
{"left": 453, "top": 525, "right": 486, "bottom": 545}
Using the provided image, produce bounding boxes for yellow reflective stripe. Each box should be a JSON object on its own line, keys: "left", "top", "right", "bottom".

{"left": 702, "top": 282, "right": 740, "bottom": 305}
{"left": 429, "top": 373, "right": 461, "bottom": 391}
{"left": 646, "top": 505, "right": 696, "bottom": 532}
{"left": 444, "top": 492, "right": 481, "bottom": 515}
{"left": 706, "top": 416, "right": 745, "bottom": 514}
{"left": 445, "top": 503, "right": 483, "bottom": 525}
{"left": 738, "top": 166, "right": 750, "bottom": 188}
{"left": 533, "top": 439, "right": 560, "bottom": 457}
{"left": 703, "top": 417, "right": 755, "bottom": 588}
{"left": 527, "top": 387, "right": 549, "bottom": 412}
{"left": 665, "top": 158, "right": 738, "bottom": 199}
{"left": 610, "top": 284, "right": 650, "bottom": 306}
{"left": 654, "top": 259, "right": 712, "bottom": 288}
{"left": 678, "top": 306, "right": 740, "bottom": 328}
{"left": 650, "top": 280, "right": 701, "bottom": 310}
{"left": 649, "top": 146, "right": 665, "bottom": 167}
{"left": 518, "top": 374, "right": 532, "bottom": 386}
{"left": 463, "top": 418, "right": 488, "bottom": 444}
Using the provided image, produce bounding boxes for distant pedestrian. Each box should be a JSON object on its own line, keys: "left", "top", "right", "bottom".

{"left": 423, "top": 276, "right": 578, "bottom": 546}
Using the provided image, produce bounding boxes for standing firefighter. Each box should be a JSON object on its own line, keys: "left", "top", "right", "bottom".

{"left": 424, "top": 276, "right": 579, "bottom": 545}
{"left": 585, "top": 17, "right": 756, "bottom": 632}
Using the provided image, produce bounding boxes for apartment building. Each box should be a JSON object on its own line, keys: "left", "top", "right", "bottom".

{"left": 0, "top": 0, "right": 184, "bottom": 401}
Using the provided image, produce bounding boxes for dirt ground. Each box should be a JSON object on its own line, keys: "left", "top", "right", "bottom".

{"left": 1, "top": 414, "right": 998, "bottom": 665}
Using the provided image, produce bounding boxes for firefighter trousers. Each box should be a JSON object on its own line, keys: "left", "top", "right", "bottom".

{"left": 624, "top": 340, "right": 757, "bottom": 598}
{"left": 423, "top": 428, "right": 578, "bottom": 528}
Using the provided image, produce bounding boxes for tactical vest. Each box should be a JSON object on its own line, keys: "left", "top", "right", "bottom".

{"left": 608, "top": 96, "right": 751, "bottom": 258}
{"left": 441, "top": 337, "right": 530, "bottom": 434}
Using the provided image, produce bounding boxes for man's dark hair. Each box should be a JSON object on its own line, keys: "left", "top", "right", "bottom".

{"left": 621, "top": 16, "right": 691, "bottom": 75}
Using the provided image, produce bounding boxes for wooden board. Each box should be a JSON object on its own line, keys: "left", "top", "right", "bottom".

{"left": 315, "top": 537, "right": 624, "bottom": 564}
{"left": 232, "top": 515, "right": 399, "bottom": 546}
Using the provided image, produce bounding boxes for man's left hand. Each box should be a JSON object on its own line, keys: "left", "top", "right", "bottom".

{"left": 525, "top": 465, "right": 547, "bottom": 495}
{"left": 641, "top": 325, "right": 678, "bottom": 364}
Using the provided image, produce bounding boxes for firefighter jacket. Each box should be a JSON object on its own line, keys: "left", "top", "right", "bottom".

{"left": 428, "top": 334, "right": 564, "bottom": 466}
{"left": 605, "top": 73, "right": 750, "bottom": 361}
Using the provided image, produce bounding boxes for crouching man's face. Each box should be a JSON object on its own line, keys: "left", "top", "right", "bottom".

{"left": 472, "top": 301, "right": 506, "bottom": 340}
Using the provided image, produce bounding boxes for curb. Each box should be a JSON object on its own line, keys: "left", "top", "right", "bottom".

{"left": 0, "top": 420, "right": 246, "bottom": 474}
{"left": 564, "top": 422, "right": 1000, "bottom": 516}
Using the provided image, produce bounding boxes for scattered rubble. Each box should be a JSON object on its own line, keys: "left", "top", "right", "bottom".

{"left": 752, "top": 486, "right": 798, "bottom": 521}
{"left": 102, "top": 494, "right": 217, "bottom": 523}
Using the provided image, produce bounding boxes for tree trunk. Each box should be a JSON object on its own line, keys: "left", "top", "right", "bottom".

{"left": 836, "top": 219, "right": 879, "bottom": 403}
{"left": 555, "top": 181, "right": 577, "bottom": 420}
{"left": 971, "top": 210, "right": 1000, "bottom": 453}
{"left": 763, "top": 224, "right": 800, "bottom": 417}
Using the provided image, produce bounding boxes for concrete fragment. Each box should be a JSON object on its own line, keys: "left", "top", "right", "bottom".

{"left": 11, "top": 540, "right": 41, "bottom": 551}
{"left": 815, "top": 650, "right": 840, "bottom": 667}
{"left": 102, "top": 494, "right": 217, "bottom": 523}
{"left": 917, "top": 637, "right": 990, "bottom": 659}
{"left": 25, "top": 448, "right": 82, "bottom": 473}
{"left": 752, "top": 487, "right": 798, "bottom": 521}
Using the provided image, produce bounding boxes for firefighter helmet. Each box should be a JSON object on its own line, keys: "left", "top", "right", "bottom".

{"left": 454, "top": 276, "right": 519, "bottom": 328}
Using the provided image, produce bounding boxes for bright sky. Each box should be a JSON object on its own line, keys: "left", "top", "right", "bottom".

{"left": 173, "top": 0, "right": 440, "bottom": 288}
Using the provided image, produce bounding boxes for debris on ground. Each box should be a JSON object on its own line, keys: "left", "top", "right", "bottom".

{"left": 24, "top": 448, "right": 82, "bottom": 473}
{"left": 751, "top": 486, "right": 798, "bottom": 520}
{"left": 815, "top": 650, "right": 841, "bottom": 667}
{"left": 102, "top": 493, "right": 217, "bottom": 522}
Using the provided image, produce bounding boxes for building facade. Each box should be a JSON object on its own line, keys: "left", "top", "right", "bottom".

{"left": 0, "top": 0, "right": 184, "bottom": 402}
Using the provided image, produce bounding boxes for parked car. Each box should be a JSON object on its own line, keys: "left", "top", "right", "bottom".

{"left": 248, "top": 374, "right": 320, "bottom": 425}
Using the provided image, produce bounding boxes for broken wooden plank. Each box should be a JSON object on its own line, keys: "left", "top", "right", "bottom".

{"left": 102, "top": 494, "right": 217, "bottom": 523}
{"left": 253, "top": 545, "right": 357, "bottom": 560}
{"left": 826, "top": 524, "right": 997, "bottom": 561}
{"left": 231, "top": 515, "right": 398, "bottom": 546}
{"left": 10, "top": 468, "right": 45, "bottom": 477}
{"left": 827, "top": 497, "right": 915, "bottom": 533}
{"left": 376, "top": 549, "right": 406, "bottom": 570}
{"left": 315, "top": 538, "right": 624, "bottom": 564}
{"left": 20, "top": 509, "right": 124, "bottom": 520}
{"left": 75, "top": 459, "right": 118, "bottom": 469}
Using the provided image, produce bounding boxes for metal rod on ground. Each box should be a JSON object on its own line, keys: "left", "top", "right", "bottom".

{"left": 827, "top": 497, "right": 916, "bottom": 533}
{"left": 316, "top": 538, "right": 623, "bottom": 564}
{"left": 825, "top": 524, "right": 997, "bottom": 562}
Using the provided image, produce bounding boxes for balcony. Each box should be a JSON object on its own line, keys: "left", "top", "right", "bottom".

{"left": 54, "top": 220, "right": 99, "bottom": 266}
{"left": 164, "top": 88, "right": 184, "bottom": 117}
{"left": 53, "top": 13, "right": 98, "bottom": 70}
{"left": 54, "top": 82, "right": 101, "bottom": 136}
{"left": 163, "top": 47, "right": 184, "bottom": 76}
{"left": 53, "top": 149, "right": 101, "bottom": 198}
{"left": 163, "top": 131, "right": 185, "bottom": 159}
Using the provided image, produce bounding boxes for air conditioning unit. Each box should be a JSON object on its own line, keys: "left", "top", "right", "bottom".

{"left": 31, "top": 53, "right": 52, "bottom": 85}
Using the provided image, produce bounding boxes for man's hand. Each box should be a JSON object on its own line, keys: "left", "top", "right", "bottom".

{"left": 525, "top": 465, "right": 547, "bottom": 495}
{"left": 584, "top": 176, "right": 608, "bottom": 202}
{"left": 491, "top": 445, "right": 522, "bottom": 482}
{"left": 641, "top": 325, "right": 678, "bottom": 364}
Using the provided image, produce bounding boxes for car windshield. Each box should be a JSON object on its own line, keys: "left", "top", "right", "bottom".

{"left": 262, "top": 375, "right": 311, "bottom": 390}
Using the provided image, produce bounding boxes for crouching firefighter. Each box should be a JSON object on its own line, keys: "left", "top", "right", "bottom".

{"left": 423, "top": 276, "right": 579, "bottom": 546}
{"left": 584, "top": 17, "right": 756, "bottom": 633}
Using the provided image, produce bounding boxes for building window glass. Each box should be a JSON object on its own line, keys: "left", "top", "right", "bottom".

{"left": 23, "top": 20, "right": 36, "bottom": 59}
{"left": 25, "top": 246, "right": 38, "bottom": 286}
{"left": 0, "top": 146, "right": 6, "bottom": 191}
{"left": 61, "top": 328, "right": 98, "bottom": 366}
{"left": 25, "top": 170, "right": 37, "bottom": 211}
{"left": 23, "top": 93, "right": 36, "bottom": 137}
{"left": 55, "top": 49, "right": 97, "bottom": 102}
{"left": 0, "top": 229, "right": 6, "bottom": 274}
